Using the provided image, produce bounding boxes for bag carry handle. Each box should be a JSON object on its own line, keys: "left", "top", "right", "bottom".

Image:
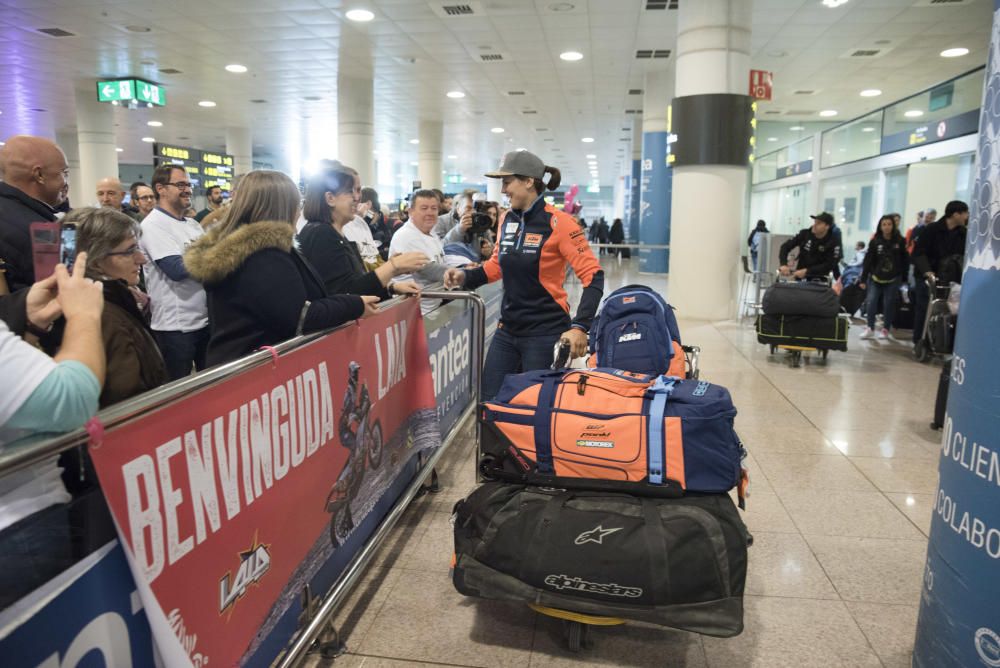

{"left": 532, "top": 376, "right": 561, "bottom": 475}
{"left": 646, "top": 376, "right": 677, "bottom": 485}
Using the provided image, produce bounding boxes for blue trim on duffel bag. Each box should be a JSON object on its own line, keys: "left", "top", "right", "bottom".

{"left": 646, "top": 376, "right": 677, "bottom": 484}
{"left": 532, "top": 376, "right": 561, "bottom": 474}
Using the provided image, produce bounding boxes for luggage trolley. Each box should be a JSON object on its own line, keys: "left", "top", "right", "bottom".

{"left": 913, "top": 276, "right": 956, "bottom": 363}
{"left": 756, "top": 275, "right": 849, "bottom": 367}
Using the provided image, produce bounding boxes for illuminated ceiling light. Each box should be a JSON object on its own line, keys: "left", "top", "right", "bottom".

{"left": 491, "top": 127, "right": 505, "bottom": 133}
{"left": 115, "top": 147, "right": 124, "bottom": 152}
{"left": 940, "top": 47, "right": 969, "bottom": 58}
{"left": 560, "top": 51, "right": 584, "bottom": 62}
{"left": 586, "top": 153, "right": 596, "bottom": 158}
{"left": 447, "top": 154, "right": 458, "bottom": 159}
{"left": 409, "top": 138, "right": 419, "bottom": 144}
{"left": 409, "top": 161, "right": 418, "bottom": 166}
{"left": 904, "top": 109, "right": 924, "bottom": 118}
{"left": 225, "top": 64, "right": 248, "bottom": 73}
{"left": 859, "top": 89, "right": 882, "bottom": 97}
{"left": 516, "top": 147, "right": 527, "bottom": 151}
{"left": 818, "top": 109, "right": 838, "bottom": 117}
{"left": 789, "top": 126, "right": 804, "bottom": 131}
{"left": 581, "top": 137, "right": 595, "bottom": 142}
{"left": 198, "top": 100, "right": 217, "bottom": 107}
{"left": 821, "top": 0, "right": 849, "bottom": 7}
{"left": 147, "top": 120, "right": 163, "bottom": 127}
{"left": 861, "top": 127, "right": 876, "bottom": 132}
{"left": 141, "top": 136, "right": 156, "bottom": 143}
{"left": 346, "top": 8, "right": 375, "bottom": 22}
{"left": 446, "top": 90, "right": 465, "bottom": 98}
{"left": 767, "top": 137, "right": 778, "bottom": 141}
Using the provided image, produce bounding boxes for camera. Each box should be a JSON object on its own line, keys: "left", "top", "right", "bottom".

{"left": 471, "top": 200, "right": 493, "bottom": 234}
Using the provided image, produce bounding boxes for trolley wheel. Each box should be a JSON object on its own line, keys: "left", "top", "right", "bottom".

{"left": 931, "top": 421, "right": 942, "bottom": 431}
{"left": 789, "top": 350, "right": 802, "bottom": 367}
{"left": 478, "top": 455, "right": 498, "bottom": 481}
{"left": 820, "top": 349, "right": 829, "bottom": 362}
{"left": 769, "top": 344, "right": 777, "bottom": 354}
{"left": 913, "top": 340, "right": 931, "bottom": 363}
{"left": 566, "top": 621, "right": 588, "bottom": 652}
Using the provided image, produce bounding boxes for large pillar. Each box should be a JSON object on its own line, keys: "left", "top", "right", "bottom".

{"left": 55, "top": 128, "right": 84, "bottom": 208}
{"left": 225, "top": 126, "right": 252, "bottom": 176}
{"left": 74, "top": 88, "right": 118, "bottom": 209}
{"left": 417, "top": 119, "right": 443, "bottom": 191}
{"left": 337, "top": 73, "right": 374, "bottom": 185}
{"left": 639, "top": 69, "right": 673, "bottom": 274}
{"left": 627, "top": 123, "right": 642, "bottom": 244}
{"left": 913, "top": 2, "right": 1000, "bottom": 665}
{"left": 666, "top": 0, "right": 753, "bottom": 320}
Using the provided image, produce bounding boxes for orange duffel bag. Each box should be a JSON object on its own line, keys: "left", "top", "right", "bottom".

{"left": 479, "top": 368, "right": 747, "bottom": 500}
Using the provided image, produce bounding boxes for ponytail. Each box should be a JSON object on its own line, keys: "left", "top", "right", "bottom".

{"left": 543, "top": 166, "right": 561, "bottom": 191}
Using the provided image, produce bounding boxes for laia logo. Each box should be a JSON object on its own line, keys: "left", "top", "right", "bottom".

{"left": 219, "top": 538, "right": 271, "bottom": 614}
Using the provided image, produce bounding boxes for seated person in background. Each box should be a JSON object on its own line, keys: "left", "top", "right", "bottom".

{"left": 298, "top": 165, "right": 424, "bottom": 299}
{"left": 184, "top": 170, "right": 379, "bottom": 367}
{"left": 387, "top": 190, "right": 463, "bottom": 314}
{"left": 848, "top": 240, "right": 867, "bottom": 266}
{"left": 779, "top": 212, "right": 842, "bottom": 280}
{"left": 0, "top": 257, "right": 105, "bottom": 608}
{"left": 65, "top": 207, "right": 168, "bottom": 406}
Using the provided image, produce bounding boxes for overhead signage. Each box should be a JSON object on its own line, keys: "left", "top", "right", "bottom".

{"left": 97, "top": 78, "right": 166, "bottom": 106}
{"left": 880, "top": 109, "right": 979, "bottom": 154}
{"left": 154, "top": 143, "right": 234, "bottom": 191}
{"left": 749, "top": 70, "right": 773, "bottom": 101}
{"left": 777, "top": 159, "right": 813, "bottom": 179}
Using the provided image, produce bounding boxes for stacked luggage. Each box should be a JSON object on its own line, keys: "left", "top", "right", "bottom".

{"left": 452, "top": 286, "right": 751, "bottom": 645}
{"left": 756, "top": 279, "right": 848, "bottom": 356}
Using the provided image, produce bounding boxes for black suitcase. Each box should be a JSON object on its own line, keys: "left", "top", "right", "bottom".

{"left": 762, "top": 281, "right": 840, "bottom": 318}
{"left": 621, "top": 247, "right": 631, "bottom": 259}
{"left": 895, "top": 299, "right": 915, "bottom": 331}
{"left": 452, "top": 482, "right": 748, "bottom": 637}
{"left": 932, "top": 360, "right": 951, "bottom": 430}
{"left": 839, "top": 283, "right": 866, "bottom": 317}
{"left": 756, "top": 313, "right": 848, "bottom": 351}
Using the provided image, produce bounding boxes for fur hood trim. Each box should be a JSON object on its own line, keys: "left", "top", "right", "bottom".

{"left": 184, "top": 220, "right": 295, "bottom": 284}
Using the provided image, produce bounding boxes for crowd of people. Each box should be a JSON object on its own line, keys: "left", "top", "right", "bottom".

{"left": 771, "top": 200, "right": 969, "bottom": 342}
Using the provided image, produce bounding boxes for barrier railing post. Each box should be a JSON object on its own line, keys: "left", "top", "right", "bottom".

{"left": 276, "top": 289, "right": 485, "bottom": 668}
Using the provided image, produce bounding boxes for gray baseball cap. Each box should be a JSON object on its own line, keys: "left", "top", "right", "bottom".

{"left": 485, "top": 150, "right": 545, "bottom": 180}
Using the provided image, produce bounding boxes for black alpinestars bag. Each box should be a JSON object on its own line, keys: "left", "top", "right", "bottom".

{"left": 451, "top": 482, "right": 748, "bottom": 637}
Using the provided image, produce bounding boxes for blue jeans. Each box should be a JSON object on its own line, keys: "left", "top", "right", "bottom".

{"left": 481, "top": 328, "right": 561, "bottom": 401}
{"left": 154, "top": 327, "right": 210, "bottom": 380}
{"left": 866, "top": 278, "right": 900, "bottom": 330}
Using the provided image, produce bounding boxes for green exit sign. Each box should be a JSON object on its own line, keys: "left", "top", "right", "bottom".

{"left": 96, "top": 78, "right": 166, "bottom": 106}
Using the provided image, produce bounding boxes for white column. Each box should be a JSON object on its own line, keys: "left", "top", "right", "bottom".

{"left": 225, "top": 126, "right": 252, "bottom": 176}
{"left": 337, "top": 73, "right": 374, "bottom": 185}
{"left": 55, "top": 129, "right": 84, "bottom": 208}
{"left": 667, "top": 0, "right": 752, "bottom": 320}
{"left": 74, "top": 88, "right": 118, "bottom": 209}
{"left": 417, "top": 119, "right": 443, "bottom": 190}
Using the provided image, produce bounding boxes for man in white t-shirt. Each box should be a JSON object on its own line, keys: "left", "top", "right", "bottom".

{"left": 140, "top": 164, "right": 210, "bottom": 379}
{"left": 388, "top": 190, "right": 462, "bottom": 314}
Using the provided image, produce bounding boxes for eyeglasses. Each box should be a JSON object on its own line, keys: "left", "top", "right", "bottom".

{"left": 166, "top": 181, "right": 193, "bottom": 190}
{"left": 105, "top": 244, "right": 143, "bottom": 258}
{"left": 136, "top": 195, "right": 155, "bottom": 201}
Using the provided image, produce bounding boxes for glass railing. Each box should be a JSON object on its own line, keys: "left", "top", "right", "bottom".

{"left": 753, "top": 66, "right": 984, "bottom": 183}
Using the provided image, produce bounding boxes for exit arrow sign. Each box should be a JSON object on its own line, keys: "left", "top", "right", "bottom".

{"left": 96, "top": 78, "right": 166, "bottom": 106}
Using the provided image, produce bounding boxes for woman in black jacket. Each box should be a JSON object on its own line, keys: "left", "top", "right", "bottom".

{"left": 859, "top": 214, "right": 909, "bottom": 340}
{"left": 298, "top": 166, "right": 426, "bottom": 299}
{"left": 184, "top": 170, "right": 378, "bottom": 366}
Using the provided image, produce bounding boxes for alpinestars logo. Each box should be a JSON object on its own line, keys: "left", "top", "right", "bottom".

{"left": 575, "top": 525, "right": 623, "bottom": 545}
{"left": 219, "top": 538, "right": 271, "bottom": 614}
{"left": 617, "top": 332, "right": 642, "bottom": 343}
{"left": 544, "top": 574, "right": 643, "bottom": 598}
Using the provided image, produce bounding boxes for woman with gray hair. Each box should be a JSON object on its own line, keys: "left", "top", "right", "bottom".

{"left": 64, "top": 206, "right": 168, "bottom": 406}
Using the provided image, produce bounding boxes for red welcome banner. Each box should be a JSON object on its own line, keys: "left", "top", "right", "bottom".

{"left": 89, "top": 300, "right": 439, "bottom": 667}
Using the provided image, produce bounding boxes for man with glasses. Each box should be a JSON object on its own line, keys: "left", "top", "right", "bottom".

{"left": 140, "top": 164, "right": 209, "bottom": 379}
{"left": 0, "top": 135, "right": 69, "bottom": 290}
{"left": 133, "top": 184, "right": 156, "bottom": 220}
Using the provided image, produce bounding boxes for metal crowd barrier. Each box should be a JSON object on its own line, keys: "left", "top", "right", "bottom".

{"left": 0, "top": 288, "right": 489, "bottom": 667}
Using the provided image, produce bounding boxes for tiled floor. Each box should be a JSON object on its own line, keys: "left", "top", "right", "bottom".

{"left": 304, "top": 259, "right": 941, "bottom": 667}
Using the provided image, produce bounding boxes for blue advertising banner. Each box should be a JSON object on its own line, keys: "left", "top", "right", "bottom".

{"left": 628, "top": 158, "right": 641, "bottom": 243}
{"left": 0, "top": 541, "right": 157, "bottom": 667}
{"left": 426, "top": 305, "right": 474, "bottom": 437}
{"left": 913, "top": 4, "right": 1000, "bottom": 666}
{"left": 639, "top": 131, "right": 671, "bottom": 273}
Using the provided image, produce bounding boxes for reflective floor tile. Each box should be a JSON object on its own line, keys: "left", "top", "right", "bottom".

{"left": 825, "top": 430, "right": 939, "bottom": 459}
{"left": 885, "top": 492, "right": 936, "bottom": 536}
{"left": 755, "top": 453, "right": 878, "bottom": 493}
{"left": 744, "top": 532, "right": 838, "bottom": 599}
{"left": 777, "top": 489, "right": 924, "bottom": 539}
{"left": 805, "top": 535, "right": 928, "bottom": 605}
{"left": 529, "top": 617, "right": 707, "bottom": 667}
{"left": 846, "top": 601, "right": 920, "bottom": 668}
{"left": 848, "top": 456, "right": 941, "bottom": 494}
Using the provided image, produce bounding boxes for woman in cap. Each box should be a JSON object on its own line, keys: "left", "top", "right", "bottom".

{"left": 446, "top": 150, "right": 604, "bottom": 399}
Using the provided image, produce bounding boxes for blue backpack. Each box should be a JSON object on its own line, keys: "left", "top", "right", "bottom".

{"left": 588, "top": 285, "right": 682, "bottom": 376}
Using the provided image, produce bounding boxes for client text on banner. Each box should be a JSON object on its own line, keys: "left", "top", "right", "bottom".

{"left": 88, "top": 299, "right": 440, "bottom": 668}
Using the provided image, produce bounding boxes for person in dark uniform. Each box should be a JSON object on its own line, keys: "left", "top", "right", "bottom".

{"left": 778, "top": 212, "right": 843, "bottom": 280}
{"left": 446, "top": 150, "right": 605, "bottom": 400}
